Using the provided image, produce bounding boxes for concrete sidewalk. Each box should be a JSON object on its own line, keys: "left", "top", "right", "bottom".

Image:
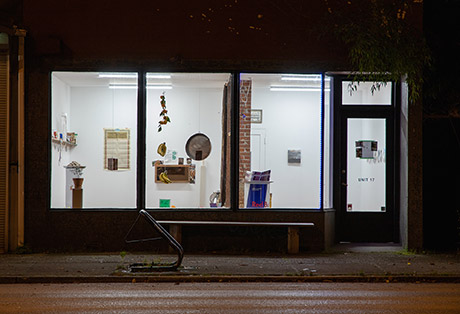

{"left": 0, "top": 244, "right": 459, "bottom": 283}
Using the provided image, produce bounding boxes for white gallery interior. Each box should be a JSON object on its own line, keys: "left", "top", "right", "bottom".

{"left": 50, "top": 72, "right": 333, "bottom": 209}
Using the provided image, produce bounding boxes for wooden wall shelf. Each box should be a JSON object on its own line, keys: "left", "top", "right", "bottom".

{"left": 52, "top": 138, "right": 77, "bottom": 147}
{"left": 155, "top": 164, "right": 191, "bottom": 183}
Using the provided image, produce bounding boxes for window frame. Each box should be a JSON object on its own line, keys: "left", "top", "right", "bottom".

{"left": 49, "top": 71, "right": 331, "bottom": 211}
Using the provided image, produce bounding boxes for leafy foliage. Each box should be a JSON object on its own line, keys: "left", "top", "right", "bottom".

{"left": 324, "top": 0, "right": 431, "bottom": 103}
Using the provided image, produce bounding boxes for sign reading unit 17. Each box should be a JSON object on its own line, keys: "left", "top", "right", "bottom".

{"left": 358, "top": 177, "right": 375, "bottom": 182}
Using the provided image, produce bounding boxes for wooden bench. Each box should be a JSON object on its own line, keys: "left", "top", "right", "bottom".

{"left": 157, "top": 220, "right": 315, "bottom": 254}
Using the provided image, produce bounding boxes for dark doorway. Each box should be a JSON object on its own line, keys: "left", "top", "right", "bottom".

{"left": 333, "top": 78, "right": 399, "bottom": 242}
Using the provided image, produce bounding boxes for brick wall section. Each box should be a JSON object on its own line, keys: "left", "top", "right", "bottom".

{"left": 239, "top": 80, "right": 252, "bottom": 207}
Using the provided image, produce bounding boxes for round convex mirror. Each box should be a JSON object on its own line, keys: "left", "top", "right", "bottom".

{"left": 185, "top": 133, "right": 211, "bottom": 161}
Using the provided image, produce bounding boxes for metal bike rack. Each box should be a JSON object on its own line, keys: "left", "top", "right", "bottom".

{"left": 124, "top": 209, "right": 184, "bottom": 272}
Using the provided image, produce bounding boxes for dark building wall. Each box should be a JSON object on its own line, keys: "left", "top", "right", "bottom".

{"left": 22, "top": 0, "right": 348, "bottom": 69}
{"left": 422, "top": 0, "right": 460, "bottom": 251}
{"left": 39, "top": 210, "right": 326, "bottom": 253}
{"left": 19, "top": 1, "right": 425, "bottom": 252}
{"left": 21, "top": 1, "right": 349, "bottom": 253}
{"left": 423, "top": 118, "right": 460, "bottom": 251}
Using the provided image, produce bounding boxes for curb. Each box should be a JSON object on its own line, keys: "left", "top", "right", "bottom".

{"left": 1, "top": 275, "right": 459, "bottom": 284}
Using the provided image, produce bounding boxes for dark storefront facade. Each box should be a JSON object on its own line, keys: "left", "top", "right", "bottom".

{"left": 0, "top": 0, "right": 423, "bottom": 253}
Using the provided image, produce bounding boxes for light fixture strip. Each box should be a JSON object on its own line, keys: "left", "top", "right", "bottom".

{"left": 99, "top": 73, "right": 171, "bottom": 79}
{"left": 99, "top": 73, "right": 138, "bottom": 79}
{"left": 109, "top": 83, "right": 172, "bottom": 90}
{"left": 270, "top": 86, "right": 330, "bottom": 92}
{"left": 147, "top": 74, "right": 171, "bottom": 79}
{"left": 281, "top": 74, "right": 331, "bottom": 82}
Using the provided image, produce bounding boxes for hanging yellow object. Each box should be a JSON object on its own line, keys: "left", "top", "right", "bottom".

{"left": 157, "top": 142, "right": 167, "bottom": 157}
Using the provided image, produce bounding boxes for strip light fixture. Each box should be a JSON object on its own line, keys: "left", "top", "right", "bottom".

{"left": 270, "top": 85, "right": 326, "bottom": 92}
{"left": 109, "top": 83, "right": 173, "bottom": 89}
{"left": 281, "top": 74, "right": 331, "bottom": 82}
{"left": 99, "top": 73, "right": 171, "bottom": 79}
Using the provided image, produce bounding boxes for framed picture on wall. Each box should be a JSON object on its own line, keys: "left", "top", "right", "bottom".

{"left": 251, "top": 109, "right": 262, "bottom": 123}
{"left": 104, "top": 128, "right": 130, "bottom": 170}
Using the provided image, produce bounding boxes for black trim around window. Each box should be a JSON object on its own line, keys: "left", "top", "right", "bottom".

{"left": 49, "top": 71, "right": 332, "bottom": 212}
{"left": 137, "top": 71, "right": 146, "bottom": 210}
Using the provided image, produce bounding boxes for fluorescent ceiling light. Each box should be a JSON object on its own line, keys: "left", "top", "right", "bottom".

{"left": 99, "top": 73, "right": 138, "bottom": 79}
{"left": 147, "top": 84, "right": 173, "bottom": 89}
{"left": 109, "top": 83, "right": 172, "bottom": 89}
{"left": 281, "top": 74, "right": 321, "bottom": 81}
{"left": 147, "top": 74, "right": 171, "bottom": 79}
{"left": 281, "top": 74, "right": 331, "bottom": 82}
{"left": 99, "top": 73, "right": 171, "bottom": 79}
{"left": 109, "top": 84, "right": 137, "bottom": 89}
{"left": 270, "top": 85, "right": 319, "bottom": 92}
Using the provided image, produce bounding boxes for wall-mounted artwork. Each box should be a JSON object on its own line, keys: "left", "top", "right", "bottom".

{"left": 288, "top": 149, "right": 301, "bottom": 164}
{"left": 104, "top": 128, "right": 130, "bottom": 170}
{"left": 355, "top": 140, "right": 377, "bottom": 159}
{"left": 251, "top": 109, "right": 262, "bottom": 123}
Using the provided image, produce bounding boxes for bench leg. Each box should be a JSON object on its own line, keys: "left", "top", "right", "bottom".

{"left": 168, "top": 224, "right": 182, "bottom": 253}
{"left": 287, "top": 226, "right": 299, "bottom": 254}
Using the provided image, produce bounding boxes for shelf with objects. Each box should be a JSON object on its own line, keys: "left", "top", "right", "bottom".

{"left": 51, "top": 132, "right": 78, "bottom": 147}
{"left": 154, "top": 163, "right": 193, "bottom": 184}
{"left": 51, "top": 138, "right": 78, "bottom": 147}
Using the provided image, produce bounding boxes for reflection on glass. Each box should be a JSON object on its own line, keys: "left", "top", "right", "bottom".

{"left": 342, "top": 81, "right": 392, "bottom": 105}
{"left": 145, "top": 73, "right": 231, "bottom": 209}
{"left": 51, "top": 72, "right": 138, "bottom": 208}
{"left": 347, "top": 118, "right": 386, "bottom": 212}
{"left": 239, "top": 73, "right": 322, "bottom": 209}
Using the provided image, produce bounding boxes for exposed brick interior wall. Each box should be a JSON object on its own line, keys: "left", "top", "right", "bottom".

{"left": 239, "top": 80, "right": 252, "bottom": 207}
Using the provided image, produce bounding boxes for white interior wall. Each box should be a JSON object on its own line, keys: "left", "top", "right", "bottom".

{"left": 69, "top": 87, "right": 138, "bottom": 208}
{"left": 145, "top": 88, "right": 224, "bottom": 208}
{"left": 52, "top": 74, "right": 226, "bottom": 209}
{"left": 251, "top": 88, "right": 322, "bottom": 208}
{"left": 51, "top": 76, "right": 71, "bottom": 208}
{"left": 51, "top": 77, "right": 138, "bottom": 208}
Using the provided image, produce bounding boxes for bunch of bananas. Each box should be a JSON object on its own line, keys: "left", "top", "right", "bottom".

{"left": 159, "top": 171, "right": 172, "bottom": 184}
{"left": 157, "top": 142, "right": 167, "bottom": 157}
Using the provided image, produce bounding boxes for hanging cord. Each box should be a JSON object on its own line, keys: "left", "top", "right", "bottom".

{"left": 112, "top": 88, "right": 115, "bottom": 129}
{"left": 198, "top": 90, "right": 201, "bottom": 133}
{"left": 111, "top": 89, "right": 115, "bottom": 160}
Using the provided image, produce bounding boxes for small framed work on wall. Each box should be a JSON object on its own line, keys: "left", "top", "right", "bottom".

{"left": 288, "top": 149, "right": 301, "bottom": 164}
{"left": 251, "top": 109, "right": 262, "bottom": 123}
{"left": 104, "top": 128, "right": 130, "bottom": 170}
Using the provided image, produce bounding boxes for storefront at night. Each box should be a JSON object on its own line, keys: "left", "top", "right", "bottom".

{"left": 0, "top": 1, "right": 423, "bottom": 253}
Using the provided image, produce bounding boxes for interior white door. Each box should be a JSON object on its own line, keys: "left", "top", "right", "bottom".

{"left": 250, "top": 128, "right": 266, "bottom": 171}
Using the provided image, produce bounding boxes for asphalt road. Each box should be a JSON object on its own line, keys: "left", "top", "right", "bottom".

{"left": 1, "top": 282, "right": 459, "bottom": 313}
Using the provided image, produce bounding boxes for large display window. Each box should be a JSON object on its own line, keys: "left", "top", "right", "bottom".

{"left": 238, "top": 74, "right": 327, "bottom": 209}
{"left": 50, "top": 71, "right": 332, "bottom": 210}
{"left": 145, "top": 73, "right": 231, "bottom": 209}
{"left": 51, "top": 72, "right": 138, "bottom": 208}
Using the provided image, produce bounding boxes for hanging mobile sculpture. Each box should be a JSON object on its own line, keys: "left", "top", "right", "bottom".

{"left": 157, "top": 91, "right": 172, "bottom": 183}
{"left": 158, "top": 92, "right": 171, "bottom": 132}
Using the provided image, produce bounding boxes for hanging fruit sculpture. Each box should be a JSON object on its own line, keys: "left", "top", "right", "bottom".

{"left": 157, "top": 142, "right": 167, "bottom": 157}
{"left": 157, "top": 92, "right": 172, "bottom": 183}
{"left": 158, "top": 93, "right": 170, "bottom": 132}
